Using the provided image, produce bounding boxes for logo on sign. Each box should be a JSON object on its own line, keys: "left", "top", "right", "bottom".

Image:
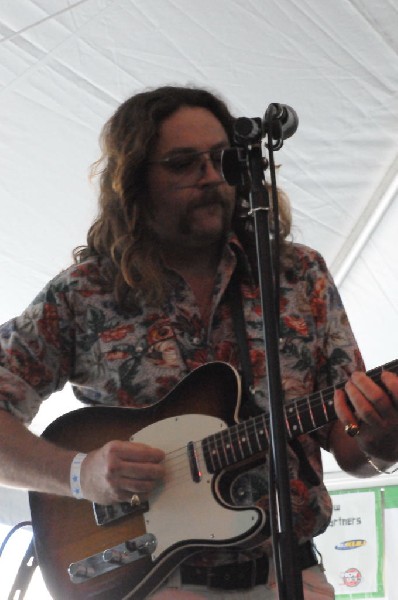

{"left": 342, "top": 568, "right": 362, "bottom": 587}
{"left": 335, "top": 539, "right": 367, "bottom": 550}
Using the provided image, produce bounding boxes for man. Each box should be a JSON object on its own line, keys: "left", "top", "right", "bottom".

{"left": 1, "top": 86, "right": 398, "bottom": 599}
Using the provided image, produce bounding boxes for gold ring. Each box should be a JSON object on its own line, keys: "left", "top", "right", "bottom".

{"left": 130, "top": 494, "right": 141, "bottom": 507}
{"left": 344, "top": 423, "right": 360, "bottom": 437}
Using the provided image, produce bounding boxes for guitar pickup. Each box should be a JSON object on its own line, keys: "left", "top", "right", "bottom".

{"left": 187, "top": 441, "right": 202, "bottom": 483}
{"left": 93, "top": 500, "right": 149, "bottom": 526}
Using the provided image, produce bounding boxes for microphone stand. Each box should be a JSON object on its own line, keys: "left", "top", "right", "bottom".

{"left": 224, "top": 106, "right": 304, "bottom": 599}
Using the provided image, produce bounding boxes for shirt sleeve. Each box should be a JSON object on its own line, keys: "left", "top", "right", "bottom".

{"left": 0, "top": 276, "right": 76, "bottom": 423}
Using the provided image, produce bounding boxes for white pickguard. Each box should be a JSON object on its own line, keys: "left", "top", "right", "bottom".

{"left": 130, "top": 414, "right": 260, "bottom": 559}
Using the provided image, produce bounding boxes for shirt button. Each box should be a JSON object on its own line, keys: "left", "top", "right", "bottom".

{"left": 192, "top": 337, "right": 202, "bottom": 346}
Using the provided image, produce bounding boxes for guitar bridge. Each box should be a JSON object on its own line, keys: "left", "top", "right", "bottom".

{"left": 68, "top": 533, "right": 157, "bottom": 583}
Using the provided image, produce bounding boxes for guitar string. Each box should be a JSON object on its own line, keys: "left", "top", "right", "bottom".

{"left": 151, "top": 362, "right": 398, "bottom": 492}
{"left": 152, "top": 385, "right": 337, "bottom": 493}
{"left": 166, "top": 362, "right": 396, "bottom": 467}
{"left": 160, "top": 361, "right": 398, "bottom": 470}
{"left": 145, "top": 360, "right": 398, "bottom": 471}
{"left": 156, "top": 384, "right": 337, "bottom": 493}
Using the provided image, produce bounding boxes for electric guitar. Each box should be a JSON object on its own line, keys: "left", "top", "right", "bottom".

{"left": 29, "top": 358, "right": 398, "bottom": 599}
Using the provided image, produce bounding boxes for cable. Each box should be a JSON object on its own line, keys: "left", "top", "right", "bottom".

{"left": 0, "top": 521, "right": 32, "bottom": 558}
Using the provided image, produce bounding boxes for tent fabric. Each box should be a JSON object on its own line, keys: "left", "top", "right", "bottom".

{"left": 1, "top": 0, "right": 398, "bottom": 524}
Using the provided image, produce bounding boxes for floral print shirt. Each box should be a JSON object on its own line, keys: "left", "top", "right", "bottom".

{"left": 0, "top": 236, "right": 364, "bottom": 560}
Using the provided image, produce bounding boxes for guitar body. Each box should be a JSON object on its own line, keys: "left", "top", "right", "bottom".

{"left": 29, "top": 362, "right": 266, "bottom": 600}
{"left": 29, "top": 356, "right": 398, "bottom": 599}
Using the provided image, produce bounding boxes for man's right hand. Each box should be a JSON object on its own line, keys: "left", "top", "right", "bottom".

{"left": 80, "top": 440, "right": 166, "bottom": 504}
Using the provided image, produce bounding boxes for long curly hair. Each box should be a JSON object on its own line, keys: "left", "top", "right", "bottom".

{"left": 74, "top": 85, "right": 292, "bottom": 308}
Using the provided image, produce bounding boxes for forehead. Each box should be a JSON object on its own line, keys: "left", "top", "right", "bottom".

{"left": 154, "top": 106, "right": 229, "bottom": 155}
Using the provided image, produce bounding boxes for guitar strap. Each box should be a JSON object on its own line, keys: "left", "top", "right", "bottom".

{"left": 228, "top": 264, "right": 320, "bottom": 486}
{"left": 7, "top": 535, "right": 37, "bottom": 600}
{"left": 228, "top": 267, "right": 262, "bottom": 419}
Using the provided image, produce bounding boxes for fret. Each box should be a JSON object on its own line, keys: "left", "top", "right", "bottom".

{"left": 295, "top": 401, "right": 304, "bottom": 433}
{"left": 306, "top": 396, "right": 316, "bottom": 429}
{"left": 219, "top": 431, "right": 229, "bottom": 466}
{"left": 214, "top": 432, "right": 228, "bottom": 468}
{"left": 201, "top": 358, "right": 398, "bottom": 475}
{"left": 273, "top": 386, "right": 338, "bottom": 442}
{"left": 285, "top": 402, "right": 301, "bottom": 438}
{"left": 252, "top": 416, "right": 263, "bottom": 451}
{"left": 204, "top": 434, "right": 222, "bottom": 472}
{"left": 261, "top": 419, "right": 269, "bottom": 447}
{"left": 242, "top": 421, "right": 253, "bottom": 456}
{"left": 220, "top": 429, "right": 230, "bottom": 466}
{"left": 284, "top": 406, "right": 292, "bottom": 438}
{"left": 217, "top": 427, "right": 240, "bottom": 468}
{"left": 247, "top": 416, "right": 264, "bottom": 453}
{"left": 254, "top": 416, "right": 269, "bottom": 451}
{"left": 297, "top": 396, "right": 319, "bottom": 432}
{"left": 319, "top": 388, "right": 335, "bottom": 424}
{"left": 320, "top": 390, "right": 328, "bottom": 422}
{"left": 225, "top": 426, "right": 238, "bottom": 464}
{"left": 235, "top": 424, "right": 248, "bottom": 460}
{"left": 203, "top": 436, "right": 214, "bottom": 472}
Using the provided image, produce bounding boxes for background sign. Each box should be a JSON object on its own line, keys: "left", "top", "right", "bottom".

{"left": 315, "top": 488, "right": 383, "bottom": 598}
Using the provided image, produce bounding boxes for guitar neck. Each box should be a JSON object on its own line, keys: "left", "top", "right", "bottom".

{"left": 202, "top": 358, "right": 398, "bottom": 474}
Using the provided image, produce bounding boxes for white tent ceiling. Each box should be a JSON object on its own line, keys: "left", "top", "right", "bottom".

{"left": 1, "top": 0, "right": 398, "bottom": 525}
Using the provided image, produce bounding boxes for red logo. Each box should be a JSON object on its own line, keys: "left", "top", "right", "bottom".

{"left": 342, "top": 568, "right": 362, "bottom": 587}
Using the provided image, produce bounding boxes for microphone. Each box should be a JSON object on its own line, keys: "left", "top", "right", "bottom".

{"left": 233, "top": 103, "right": 298, "bottom": 144}
{"left": 263, "top": 103, "right": 298, "bottom": 141}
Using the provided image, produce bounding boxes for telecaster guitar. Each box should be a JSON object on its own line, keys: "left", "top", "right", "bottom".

{"left": 29, "top": 358, "right": 398, "bottom": 600}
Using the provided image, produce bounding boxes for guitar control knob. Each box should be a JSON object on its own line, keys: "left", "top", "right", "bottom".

{"left": 102, "top": 549, "right": 128, "bottom": 564}
{"left": 68, "top": 562, "right": 96, "bottom": 579}
{"left": 126, "top": 538, "right": 150, "bottom": 556}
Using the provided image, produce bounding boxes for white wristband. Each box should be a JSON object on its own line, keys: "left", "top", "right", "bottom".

{"left": 70, "top": 452, "right": 87, "bottom": 499}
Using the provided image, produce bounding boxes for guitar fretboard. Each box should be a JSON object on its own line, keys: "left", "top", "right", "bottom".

{"left": 202, "top": 358, "right": 398, "bottom": 474}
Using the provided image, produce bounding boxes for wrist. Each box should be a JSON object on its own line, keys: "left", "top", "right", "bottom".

{"left": 70, "top": 452, "right": 87, "bottom": 499}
